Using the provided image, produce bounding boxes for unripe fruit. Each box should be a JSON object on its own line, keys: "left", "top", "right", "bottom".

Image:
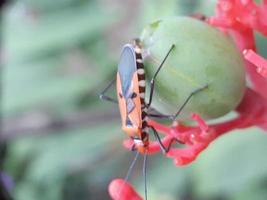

{"left": 141, "top": 17, "right": 246, "bottom": 120}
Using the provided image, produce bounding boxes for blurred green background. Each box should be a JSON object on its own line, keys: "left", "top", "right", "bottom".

{"left": 1, "top": 0, "right": 267, "bottom": 200}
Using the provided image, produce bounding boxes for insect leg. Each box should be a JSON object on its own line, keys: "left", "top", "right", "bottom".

{"left": 171, "top": 84, "right": 208, "bottom": 121}
{"left": 147, "top": 113, "right": 172, "bottom": 119}
{"left": 150, "top": 126, "right": 181, "bottom": 154}
{"left": 147, "top": 85, "right": 208, "bottom": 121}
{"left": 146, "top": 44, "right": 175, "bottom": 108}
{"left": 99, "top": 78, "right": 118, "bottom": 104}
{"left": 143, "top": 153, "right": 148, "bottom": 200}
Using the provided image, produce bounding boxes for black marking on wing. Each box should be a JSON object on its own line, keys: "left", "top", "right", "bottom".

{"left": 126, "top": 116, "right": 133, "bottom": 127}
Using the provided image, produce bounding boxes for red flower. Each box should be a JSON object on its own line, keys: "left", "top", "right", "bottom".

{"left": 208, "top": 0, "right": 267, "bottom": 96}
{"left": 109, "top": 0, "right": 267, "bottom": 199}
{"left": 109, "top": 179, "right": 142, "bottom": 200}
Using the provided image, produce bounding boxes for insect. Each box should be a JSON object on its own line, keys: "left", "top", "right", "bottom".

{"left": 100, "top": 39, "right": 207, "bottom": 200}
{"left": 100, "top": 39, "right": 207, "bottom": 154}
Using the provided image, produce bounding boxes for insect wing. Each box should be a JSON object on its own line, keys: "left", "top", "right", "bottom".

{"left": 118, "top": 45, "right": 137, "bottom": 97}
{"left": 116, "top": 44, "right": 142, "bottom": 135}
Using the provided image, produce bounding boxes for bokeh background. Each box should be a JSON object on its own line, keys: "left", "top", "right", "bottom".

{"left": 1, "top": 0, "right": 267, "bottom": 200}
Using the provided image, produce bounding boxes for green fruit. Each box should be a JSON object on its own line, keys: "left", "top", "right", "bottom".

{"left": 140, "top": 17, "right": 246, "bottom": 120}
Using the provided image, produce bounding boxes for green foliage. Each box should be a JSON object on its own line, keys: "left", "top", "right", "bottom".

{"left": 192, "top": 128, "right": 267, "bottom": 199}
{"left": 7, "top": 124, "right": 122, "bottom": 200}
{"left": 2, "top": 0, "right": 116, "bottom": 116}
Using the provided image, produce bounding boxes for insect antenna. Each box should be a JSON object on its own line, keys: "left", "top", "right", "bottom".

{"left": 143, "top": 152, "right": 148, "bottom": 200}
{"left": 118, "top": 151, "right": 140, "bottom": 199}
{"left": 124, "top": 151, "right": 140, "bottom": 183}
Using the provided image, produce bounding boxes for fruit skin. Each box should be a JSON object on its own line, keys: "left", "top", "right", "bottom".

{"left": 140, "top": 16, "right": 246, "bottom": 120}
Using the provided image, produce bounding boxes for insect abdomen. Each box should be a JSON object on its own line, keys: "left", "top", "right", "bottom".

{"left": 134, "top": 46, "right": 149, "bottom": 147}
{"left": 134, "top": 47, "right": 146, "bottom": 108}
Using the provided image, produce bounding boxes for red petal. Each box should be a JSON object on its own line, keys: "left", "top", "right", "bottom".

{"left": 243, "top": 49, "right": 267, "bottom": 77}
{"left": 123, "top": 139, "right": 134, "bottom": 149}
{"left": 108, "top": 179, "right": 143, "bottom": 200}
{"left": 167, "top": 143, "right": 207, "bottom": 165}
{"left": 191, "top": 113, "right": 209, "bottom": 132}
{"left": 209, "top": 0, "right": 267, "bottom": 97}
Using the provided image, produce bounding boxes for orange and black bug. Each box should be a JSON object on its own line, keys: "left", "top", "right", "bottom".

{"left": 100, "top": 39, "right": 207, "bottom": 154}
{"left": 100, "top": 39, "right": 207, "bottom": 199}
{"left": 101, "top": 40, "right": 175, "bottom": 154}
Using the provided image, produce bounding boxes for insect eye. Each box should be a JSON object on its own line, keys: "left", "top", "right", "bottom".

{"left": 131, "top": 92, "right": 137, "bottom": 99}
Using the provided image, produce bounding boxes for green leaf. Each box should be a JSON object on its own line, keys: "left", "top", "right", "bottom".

{"left": 191, "top": 127, "right": 267, "bottom": 198}
{"left": 3, "top": 4, "right": 115, "bottom": 62}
